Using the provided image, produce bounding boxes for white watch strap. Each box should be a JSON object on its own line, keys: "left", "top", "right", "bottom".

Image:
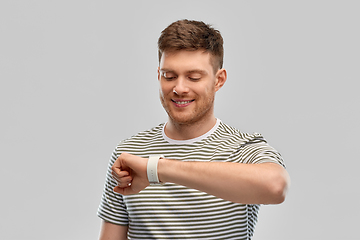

{"left": 147, "top": 155, "right": 164, "bottom": 184}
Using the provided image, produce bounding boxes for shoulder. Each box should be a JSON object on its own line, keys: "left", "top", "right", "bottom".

{"left": 114, "top": 123, "right": 166, "bottom": 155}
{"left": 218, "top": 122, "right": 285, "bottom": 167}
{"left": 125, "top": 123, "right": 165, "bottom": 141}
{"left": 216, "top": 121, "right": 267, "bottom": 146}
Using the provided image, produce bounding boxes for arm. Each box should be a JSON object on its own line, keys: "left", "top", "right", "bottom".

{"left": 112, "top": 153, "right": 290, "bottom": 204}
{"left": 99, "top": 220, "right": 128, "bottom": 240}
{"left": 158, "top": 159, "right": 289, "bottom": 204}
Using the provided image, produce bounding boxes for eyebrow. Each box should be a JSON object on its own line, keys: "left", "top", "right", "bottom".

{"left": 159, "top": 69, "right": 208, "bottom": 75}
{"left": 187, "top": 69, "right": 207, "bottom": 75}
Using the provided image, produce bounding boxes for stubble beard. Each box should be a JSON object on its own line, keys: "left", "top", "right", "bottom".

{"left": 160, "top": 92, "right": 215, "bottom": 127}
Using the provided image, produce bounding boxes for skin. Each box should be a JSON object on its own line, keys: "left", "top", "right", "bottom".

{"left": 158, "top": 50, "right": 226, "bottom": 140}
{"left": 100, "top": 50, "right": 290, "bottom": 240}
{"left": 99, "top": 221, "right": 128, "bottom": 240}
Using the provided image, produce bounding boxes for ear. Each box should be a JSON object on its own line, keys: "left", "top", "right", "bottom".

{"left": 215, "top": 69, "right": 227, "bottom": 92}
{"left": 157, "top": 67, "right": 161, "bottom": 81}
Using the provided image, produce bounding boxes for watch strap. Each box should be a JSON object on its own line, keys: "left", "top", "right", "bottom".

{"left": 147, "top": 155, "right": 164, "bottom": 185}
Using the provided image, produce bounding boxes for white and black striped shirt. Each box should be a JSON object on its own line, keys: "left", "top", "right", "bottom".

{"left": 97, "top": 119, "right": 285, "bottom": 239}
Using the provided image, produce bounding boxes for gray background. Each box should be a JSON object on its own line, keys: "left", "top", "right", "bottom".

{"left": 1, "top": 1, "right": 359, "bottom": 239}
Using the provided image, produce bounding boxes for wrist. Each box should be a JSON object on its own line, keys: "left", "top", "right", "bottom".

{"left": 147, "top": 155, "right": 164, "bottom": 185}
{"left": 157, "top": 157, "right": 166, "bottom": 183}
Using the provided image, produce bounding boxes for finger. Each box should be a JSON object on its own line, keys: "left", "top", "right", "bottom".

{"left": 111, "top": 155, "right": 129, "bottom": 175}
{"left": 111, "top": 156, "right": 122, "bottom": 171}
{"left": 118, "top": 176, "right": 133, "bottom": 187}
{"left": 112, "top": 174, "right": 133, "bottom": 187}
{"left": 112, "top": 169, "right": 130, "bottom": 180}
{"left": 112, "top": 172, "right": 130, "bottom": 186}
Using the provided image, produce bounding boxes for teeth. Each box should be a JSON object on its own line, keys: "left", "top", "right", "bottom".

{"left": 175, "top": 100, "right": 192, "bottom": 104}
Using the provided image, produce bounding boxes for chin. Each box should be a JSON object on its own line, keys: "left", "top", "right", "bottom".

{"left": 169, "top": 111, "right": 212, "bottom": 126}
{"left": 168, "top": 114, "right": 193, "bottom": 125}
{"left": 161, "top": 97, "right": 214, "bottom": 125}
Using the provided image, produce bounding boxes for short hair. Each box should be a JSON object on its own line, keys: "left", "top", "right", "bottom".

{"left": 158, "top": 19, "right": 224, "bottom": 73}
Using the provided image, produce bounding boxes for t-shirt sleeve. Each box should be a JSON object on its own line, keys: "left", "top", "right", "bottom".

{"left": 234, "top": 140, "right": 286, "bottom": 168}
{"left": 97, "top": 149, "right": 129, "bottom": 225}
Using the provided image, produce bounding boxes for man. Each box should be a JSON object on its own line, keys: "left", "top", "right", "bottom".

{"left": 98, "top": 19, "right": 290, "bottom": 240}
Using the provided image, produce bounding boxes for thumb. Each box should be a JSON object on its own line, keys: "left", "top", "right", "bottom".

{"left": 113, "top": 185, "right": 139, "bottom": 195}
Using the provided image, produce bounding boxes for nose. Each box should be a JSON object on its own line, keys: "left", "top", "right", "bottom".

{"left": 173, "top": 78, "right": 189, "bottom": 95}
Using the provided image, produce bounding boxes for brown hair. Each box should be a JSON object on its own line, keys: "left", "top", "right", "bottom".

{"left": 158, "top": 19, "right": 224, "bottom": 73}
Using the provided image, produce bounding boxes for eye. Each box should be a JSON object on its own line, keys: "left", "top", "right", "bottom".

{"left": 161, "top": 72, "right": 177, "bottom": 80}
{"left": 188, "top": 73, "right": 202, "bottom": 81}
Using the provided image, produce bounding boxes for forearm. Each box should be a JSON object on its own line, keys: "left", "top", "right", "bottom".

{"left": 158, "top": 159, "right": 290, "bottom": 204}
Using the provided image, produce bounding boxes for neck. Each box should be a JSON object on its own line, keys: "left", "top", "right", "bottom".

{"left": 164, "top": 115, "right": 217, "bottom": 140}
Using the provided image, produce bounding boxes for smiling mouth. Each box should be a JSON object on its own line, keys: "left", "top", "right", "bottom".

{"left": 172, "top": 99, "right": 194, "bottom": 104}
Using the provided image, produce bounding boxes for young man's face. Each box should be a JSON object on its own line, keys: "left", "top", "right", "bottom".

{"left": 158, "top": 50, "right": 226, "bottom": 126}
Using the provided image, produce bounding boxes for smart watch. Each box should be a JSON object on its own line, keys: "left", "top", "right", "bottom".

{"left": 147, "top": 155, "right": 164, "bottom": 185}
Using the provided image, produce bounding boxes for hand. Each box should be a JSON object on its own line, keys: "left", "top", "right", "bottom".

{"left": 111, "top": 152, "right": 149, "bottom": 195}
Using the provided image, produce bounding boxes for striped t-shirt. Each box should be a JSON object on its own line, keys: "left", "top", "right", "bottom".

{"left": 97, "top": 119, "right": 285, "bottom": 239}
